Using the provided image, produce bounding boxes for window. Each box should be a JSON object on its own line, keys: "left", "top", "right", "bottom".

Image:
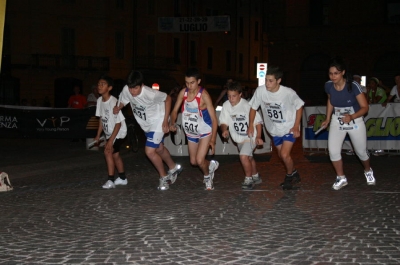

{"left": 226, "top": 50, "right": 231, "bottom": 71}
{"left": 174, "top": 38, "right": 180, "bottom": 64}
{"left": 254, "top": 21, "right": 259, "bottom": 41}
{"left": 116, "top": 0, "right": 124, "bottom": 9}
{"left": 239, "top": 53, "right": 243, "bottom": 73}
{"left": 148, "top": 0, "right": 155, "bottom": 15}
{"left": 239, "top": 17, "right": 244, "bottom": 38}
{"left": 62, "top": 28, "right": 75, "bottom": 56}
{"left": 190, "top": 41, "right": 197, "bottom": 65}
{"left": 309, "top": 0, "right": 329, "bottom": 26}
{"left": 115, "top": 32, "right": 124, "bottom": 59}
{"left": 207, "top": 47, "right": 213, "bottom": 70}
{"left": 387, "top": 0, "right": 400, "bottom": 24}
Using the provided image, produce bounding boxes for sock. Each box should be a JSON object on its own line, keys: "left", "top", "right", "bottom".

{"left": 118, "top": 172, "right": 126, "bottom": 180}
{"left": 338, "top": 175, "right": 346, "bottom": 179}
{"left": 252, "top": 173, "right": 259, "bottom": 178}
{"left": 204, "top": 175, "right": 210, "bottom": 179}
{"left": 108, "top": 175, "right": 114, "bottom": 182}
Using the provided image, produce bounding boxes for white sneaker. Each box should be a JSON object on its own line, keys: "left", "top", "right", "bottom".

{"left": 204, "top": 176, "right": 214, "bottom": 190}
{"left": 332, "top": 177, "right": 347, "bottom": 190}
{"left": 158, "top": 176, "right": 169, "bottom": 191}
{"left": 114, "top": 177, "right": 128, "bottom": 186}
{"left": 364, "top": 168, "right": 376, "bottom": 185}
{"left": 102, "top": 180, "right": 115, "bottom": 189}
{"left": 167, "top": 164, "right": 183, "bottom": 184}
{"left": 208, "top": 160, "right": 219, "bottom": 179}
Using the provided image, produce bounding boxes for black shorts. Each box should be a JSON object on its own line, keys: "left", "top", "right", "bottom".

{"left": 112, "top": 138, "right": 124, "bottom": 154}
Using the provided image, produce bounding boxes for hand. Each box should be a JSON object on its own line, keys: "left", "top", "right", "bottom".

{"left": 208, "top": 141, "right": 216, "bottom": 155}
{"left": 169, "top": 124, "right": 177, "bottom": 132}
{"left": 321, "top": 119, "right": 330, "bottom": 129}
{"left": 289, "top": 126, "right": 300, "bottom": 138}
{"left": 162, "top": 121, "right": 169, "bottom": 134}
{"left": 113, "top": 106, "right": 120, "bottom": 115}
{"left": 341, "top": 114, "right": 353, "bottom": 124}
{"left": 247, "top": 126, "right": 254, "bottom": 138}
{"left": 222, "top": 130, "right": 229, "bottom": 139}
{"left": 255, "top": 137, "right": 264, "bottom": 145}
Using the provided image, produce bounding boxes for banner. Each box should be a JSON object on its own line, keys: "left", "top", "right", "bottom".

{"left": 303, "top": 103, "right": 400, "bottom": 152}
{"left": 0, "top": 105, "right": 97, "bottom": 138}
{"left": 158, "top": 16, "right": 230, "bottom": 33}
{"left": 164, "top": 112, "right": 272, "bottom": 156}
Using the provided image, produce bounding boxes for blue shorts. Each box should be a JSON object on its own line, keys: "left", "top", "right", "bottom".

{"left": 187, "top": 132, "right": 211, "bottom": 143}
{"left": 272, "top": 133, "right": 296, "bottom": 146}
{"left": 145, "top": 131, "right": 164, "bottom": 148}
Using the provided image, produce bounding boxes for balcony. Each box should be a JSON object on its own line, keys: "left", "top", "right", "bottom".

{"left": 30, "top": 54, "right": 109, "bottom": 71}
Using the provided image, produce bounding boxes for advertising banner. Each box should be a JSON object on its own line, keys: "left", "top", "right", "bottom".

{"left": 303, "top": 103, "right": 400, "bottom": 152}
{"left": 158, "top": 16, "right": 230, "bottom": 33}
{"left": 0, "top": 105, "right": 96, "bottom": 138}
{"left": 164, "top": 112, "right": 272, "bottom": 156}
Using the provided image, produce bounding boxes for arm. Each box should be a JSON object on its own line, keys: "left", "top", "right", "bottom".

{"left": 321, "top": 95, "right": 333, "bottom": 128}
{"left": 220, "top": 123, "right": 229, "bottom": 139}
{"left": 202, "top": 90, "right": 218, "bottom": 153}
{"left": 290, "top": 106, "right": 303, "bottom": 138}
{"left": 255, "top": 123, "right": 264, "bottom": 145}
{"left": 169, "top": 89, "right": 185, "bottom": 132}
{"left": 162, "top": 95, "right": 172, "bottom": 133}
{"left": 95, "top": 118, "right": 103, "bottom": 142}
{"left": 105, "top": 123, "right": 121, "bottom": 154}
{"left": 341, "top": 93, "right": 369, "bottom": 124}
{"left": 214, "top": 89, "right": 227, "bottom": 107}
{"left": 247, "top": 108, "right": 257, "bottom": 137}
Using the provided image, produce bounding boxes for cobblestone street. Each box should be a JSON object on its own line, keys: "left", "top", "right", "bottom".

{"left": 0, "top": 138, "right": 399, "bottom": 264}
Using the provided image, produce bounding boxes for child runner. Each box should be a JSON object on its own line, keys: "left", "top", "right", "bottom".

{"left": 248, "top": 66, "right": 304, "bottom": 190}
{"left": 114, "top": 70, "right": 182, "bottom": 190}
{"left": 94, "top": 75, "right": 128, "bottom": 189}
{"left": 219, "top": 81, "right": 264, "bottom": 189}
{"left": 169, "top": 68, "right": 219, "bottom": 190}
{"left": 321, "top": 56, "right": 375, "bottom": 190}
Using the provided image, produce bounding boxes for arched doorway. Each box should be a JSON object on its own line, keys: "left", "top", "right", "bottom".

{"left": 54, "top": 77, "right": 82, "bottom": 108}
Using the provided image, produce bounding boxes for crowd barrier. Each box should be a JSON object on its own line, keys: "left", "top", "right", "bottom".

{"left": 164, "top": 111, "right": 272, "bottom": 156}
{"left": 303, "top": 103, "right": 400, "bottom": 154}
{"left": 0, "top": 105, "right": 97, "bottom": 139}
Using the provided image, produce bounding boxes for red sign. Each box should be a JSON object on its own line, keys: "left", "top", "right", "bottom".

{"left": 152, "top": 83, "right": 160, "bottom": 90}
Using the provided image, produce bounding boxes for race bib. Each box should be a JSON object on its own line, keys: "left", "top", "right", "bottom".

{"left": 231, "top": 114, "right": 249, "bottom": 136}
{"left": 183, "top": 113, "right": 199, "bottom": 135}
{"left": 133, "top": 104, "right": 147, "bottom": 121}
{"left": 265, "top": 102, "right": 286, "bottom": 123}
{"left": 334, "top": 106, "right": 358, "bottom": 131}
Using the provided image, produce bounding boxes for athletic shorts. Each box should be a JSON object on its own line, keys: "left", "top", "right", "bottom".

{"left": 272, "top": 133, "right": 296, "bottom": 146}
{"left": 187, "top": 132, "right": 211, "bottom": 143}
{"left": 112, "top": 138, "right": 123, "bottom": 154}
{"left": 237, "top": 140, "right": 254, "bottom": 157}
{"left": 145, "top": 131, "right": 165, "bottom": 148}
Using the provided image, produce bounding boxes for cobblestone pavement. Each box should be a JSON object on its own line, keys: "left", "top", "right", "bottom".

{"left": 0, "top": 138, "right": 399, "bottom": 265}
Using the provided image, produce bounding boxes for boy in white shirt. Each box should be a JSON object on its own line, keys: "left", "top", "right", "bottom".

{"left": 94, "top": 75, "right": 128, "bottom": 189}
{"left": 219, "top": 81, "right": 264, "bottom": 189}
{"left": 114, "top": 71, "right": 182, "bottom": 191}
{"left": 248, "top": 67, "right": 304, "bottom": 190}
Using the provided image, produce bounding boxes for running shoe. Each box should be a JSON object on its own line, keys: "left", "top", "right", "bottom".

{"left": 280, "top": 169, "right": 300, "bottom": 186}
{"left": 252, "top": 174, "right": 262, "bottom": 185}
{"left": 332, "top": 177, "right": 348, "bottom": 190}
{"left": 114, "top": 177, "right": 128, "bottom": 186}
{"left": 209, "top": 160, "right": 219, "bottom": 179}
{"left": 167, "top": 164, "right": 183, "bottom": 184}
{"left": 364, "top": 168, "right": 376, "bottom": 185}
{"left": 102, "top": 180, "right": 115, "bottom": 189}
{"left": 158, "top": 176, "right": 169, "bottom": 191}
{"left": 242, "top": 177, "right": 255, "bottom": 190}
{"left": 204, "top": 176, "right": 214, "bottom": 190}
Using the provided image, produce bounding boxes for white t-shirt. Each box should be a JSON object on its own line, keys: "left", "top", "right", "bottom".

{"left": 390, "top": 85, "right": 400, "bottom": 102}
{"left": 249, "top": 85, "right": 304, "bottom": 137}
{"left": 219, "top": 98, "right": 263, "bottom": 143}
{"left": 95, "top": 96, "right": 127, "bottom": 140}
{"left": 119, "top": 85, "right": 167, "bottom": 132}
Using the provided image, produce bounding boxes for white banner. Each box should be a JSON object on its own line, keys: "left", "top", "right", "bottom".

{"left": 158, "top": 16, "right": 230, "bottom": 33}
{"left": 302, "top": 103, "right": 400, "bottom": 152}
{"left": 164, "top": 112, "right": 271, "bottom": 156}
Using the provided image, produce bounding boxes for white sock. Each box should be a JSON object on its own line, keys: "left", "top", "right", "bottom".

{"left": 252, "top": 173, "right": 259, "bottom": 178}
{"left": 204, "top": 175, "right": 210, "bottom": 179}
